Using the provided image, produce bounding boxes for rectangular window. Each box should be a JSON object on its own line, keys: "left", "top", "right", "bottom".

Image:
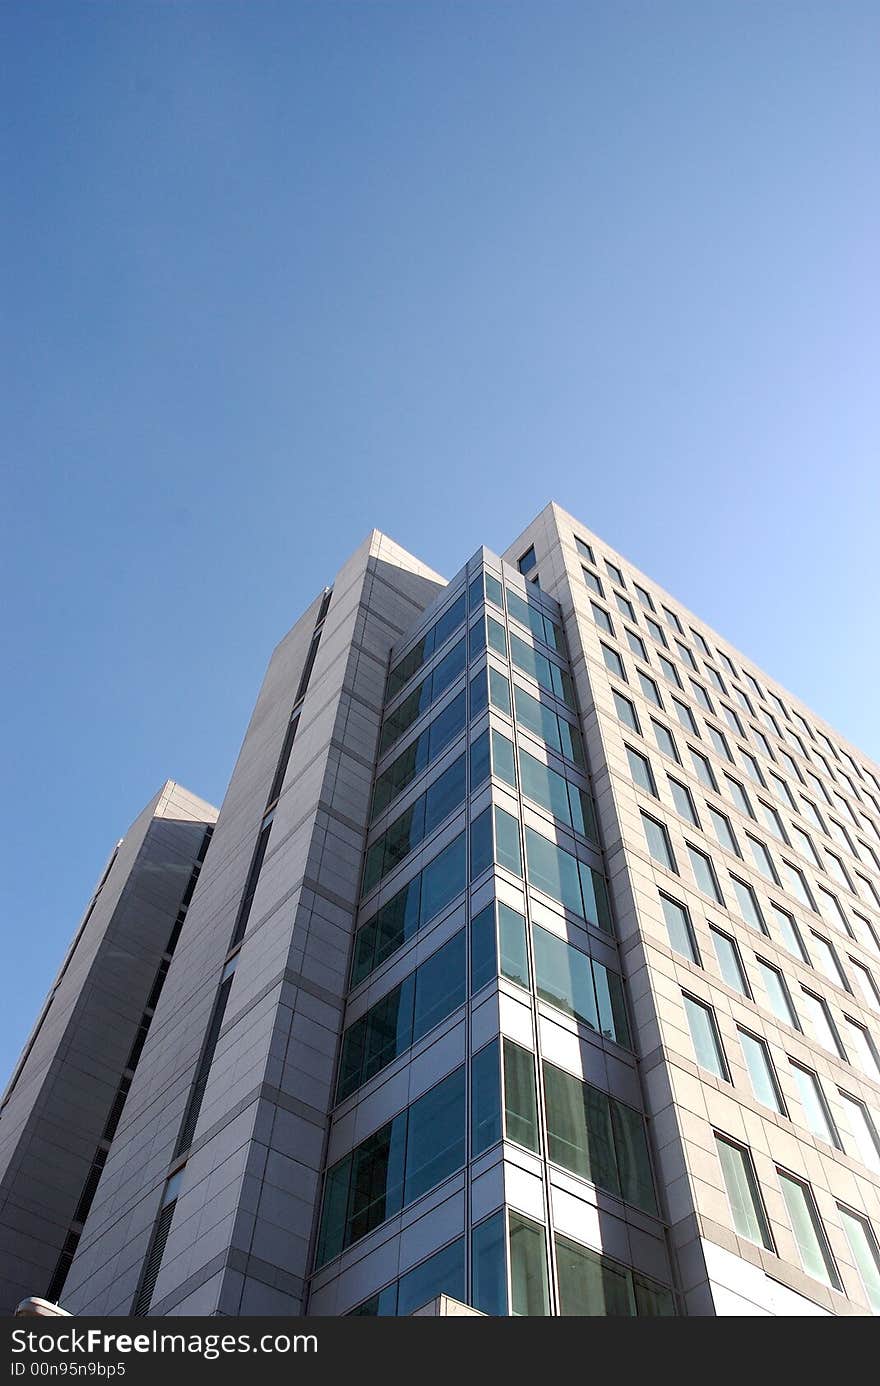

{"left": 676, "top": 640, "right": 698, "bottom": 671}
{"left": 837, "top": 1207, "right": 880, "bottom": 1313}
{"left": 652, "top": 720, "right": 679, "bottom": 762}
{"left": 725, "top": 774, "right": 754, "bottom": 818}
{"left": 758, "top": 960, "right": 799, "bottom": 1028}
{"left": 734, "top": 685, "right": 754, "bottom": 714}
{"left": 613, "top": 689, "right": 640, "bottom": 733}
{"left": 800, "top": 989, "right": 845, "bottom": 1057}
{"left": 626, "top": 745, "right": 657, "bottom": 796}
{"left": 669, "top": 777, "right": 700, "bottom": 827}
{"left": 769, "top": 903, "right": 810, "bottom": 962}
{"left": 709, "top": 807, "right": 739, "bottom": 856}
{"left": 842, "top": 1017, "right": 880, "bottom": 1081}
{"left": 838, "top": 1091, "right": 880, "bottom": 1173}
{"left": 769, "top": 772, "right": 797, "bottom": 810}
{"left": 660, "top": 894, "right": 700, "bottom": 964}
{"left": 740, "top": 750, "right": 763, "bottom": 786}
{"left": 688, "top": 845, "right": 723, "bottom": 902}
{"left": 791, "top": 824, "right": 821, "bottom": 868}
{"left": 542, "top": 1061, "right": 656, "bottom": 1214}
{"left": 758, "top": 799, "right": 788, "bottom": 843}
{"left": 508, "top": 1212, "right": 550, "bottom": 1316}
{"left": 643, "top": 814, "right": 677, "bottom": 872}
{"left": 706, "top": 666, "right": 726, "bottom": 694}
{"left": 525, "top": 828, "right": 613, "bottom": 934}
{"left": 690, "top": 747, "right": 717, "bottom": 792}
{"left": 809, "top": 933, "right": 850, "bottom": 992}
{"left": 626, "top": 628, "right": 648, "bottom": 660}
{"left": 790, "top": 1062, "right": 840, "bottom": 1148}
{"left": 708, "top": 725, "right": 732, "bottom": 762}
{"left": 638, "top": 670, "right": 662, "bottom": 707}
{"left": 574, "top": 536, "right": 594, "bottom": 564}
{"left": 738, "top": 1029, "right": 786, "bottom": 1114}
{"left": 849, "top": 957, "right": 880, "bottom": 1011}
{"left": 777, "top": 1171, "right": 841, "bottom": 1290}
{"left": 532, "top": 924, "right": 629, "bottom": 1046}
{"left": 583, "top": 567, "right": 603, "bottom": 597}
{"left": 503, "top": 1040, "right": 539, "bottom": 1151}
{"left": 715, "top": 1135, "right": 773, "bottom": 1249}
{"left": 691, "top": 679, "right": 713, "bottom": 712}
{"left": 672, "top": 698, "right": 699, "bottom": 735}
{"left": 615, "top": 591, "right": 635, "bottom": 620}
{"left": 316, "top": 1066, "right": 466, "bottom": 1266}
{"left": 683, "top": 994, "right": 728, "bottom": 1078}
{"left": 747, "top": 835, "right": 779, "bottom": 884}
{"left": 605, "top": 559, "right": 624, "bottom": 585}
{"left": 782, "top": 860, "right": 814, "bottom": 910}
{"left": 663, "top": 605, "right": 683, "bottom": 634}
{"left": 601, "top": 643, "right": 626, "bottom": 680}
{"left": 591, "top": 601, "right": 614, "bottom": 635}
{"left": 646, "top": 616, "right": 667, "bottom": 648}
{"left": 518, "top": 746, "right": 596, "bottom": 840}
{"left": 691, "top": 629, "right": 711, "bottom": 657}
{"left": 722, "top": 703, "right": 745, "bottom": 737}
{"left": 711, "top": 927, "right": 751, "bottom": 996}
{"left": 518, "top": 546, "right": 537, "bottom": 575}
{"left": 634, "top": 583, "right": 654, "bottom": 611}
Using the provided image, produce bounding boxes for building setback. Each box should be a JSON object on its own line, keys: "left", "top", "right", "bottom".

{"left": 3, "top": 505, "right": 880, "bottom": 1317}
{"left": 0, "top": 781, "right": 217, "bottom": 1312}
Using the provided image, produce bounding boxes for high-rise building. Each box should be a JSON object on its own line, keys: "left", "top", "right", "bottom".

{"left": 3, "top": 505, "right": 879, "bottom": 1317}
{"left": 0, "top": 781, "right": 217, "bottom": 1312}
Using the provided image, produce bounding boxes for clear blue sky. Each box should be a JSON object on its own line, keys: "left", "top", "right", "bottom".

{"left": 2, "top": 2, "right": 878, "bottom": 1083}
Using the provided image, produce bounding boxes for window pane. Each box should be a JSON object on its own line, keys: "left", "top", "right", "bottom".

{"left": 533, "top": 924, "right": 599, "bottom": 1031}
{"left": 711, "top": 929, "right": 749, "bottom": 995}
{"left": 643, "top": 814, "right": 676, "bottom": 871}
{"left": 688, "top": 845, "right": 722, "bottom": 902}
{"left": 627, "top": 745, "right": 656, "bottom": 795}
{"left": 683, "top": 995, "right": 727, "bottom": 1078}
{"left": 611, "top": 1098, "right": 658, "bottom": 1215}
{"left": 495, "top": 806, "right": 523, "bottom": 877}
{"left": 778, "top": 1171, "right": 841, "bottom": 1289}
{"left": 602, "top": 644, "right": 625, "bottom": 679}
{"left": 838, "top": 1092, "right": 880, "bottom": 1173}
{"left": 708, "top": 808, "right": 738, "bottom": 855}
{"left": 413, "top": 930, "right": 466, "bottom": 1042}
{"left": 499, "top": 902, "right": 529, "bottom": 988}
{"left": 471, "top": 1040, "right": 501, "bottom": 1155}
{"left": 790, "top": 1063, "right": 839, "bottom": 1147}
{"left": 396, "top": 1237, "right": 466, "bottom": 1317}
{"left": 503, "top": 1040, "right": 539, "bottom": 1151}
{"left": 758, "top": 961, "right": 798, "bottom": 1027}
{"left": 508, "top": 1212, "right": 550, "bottom": 1316}
{"left": 404, "top": 1066, "right": 466, "bottom": 1203}
{"left": 690, "top": 748, "right": 716, "bottom": 790}
{"left": 661, "top": 895, "right": 698, "bottom": 963}
{"left": 716, "top": 1136, "right": 773, "bottom": 1249}
{"left": 669, "top": 778, "right": 699, "bottom": 826}
{"left": 613, "top": 690, "right": 639, "bottom": 732}
{"left": 730, "top": 876, "right": 765, "bottom": 932}
{"left": 542, "top": 1061, "right": 619, "bottom": 1195}
{"left": 838, "top": 1207, "right": 880, "bottom": 1312}
{"left": 470, "top": 902, "right": 496, "bottom": 993}
{"left": 739, "top": 1030, "right": 785, "bottom": 1113}
{"left": 652, "top": 721, "right": 678, "bottom": 761}
{"left": 555, "top": 1235, "right": 634, "bottom": 1316}
{"left": 471, "top": 1211, "right": 507, "bottom": 1316}
{"left": 800, "top": 990, "right": 843, "bottom": 1056}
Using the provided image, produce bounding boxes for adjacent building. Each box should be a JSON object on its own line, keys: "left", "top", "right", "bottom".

{"left": 0, "top": 781, "right": 217, "bottom": 1312}
{"left": 3, "top": 504, "right": 879, "bottom": 1317}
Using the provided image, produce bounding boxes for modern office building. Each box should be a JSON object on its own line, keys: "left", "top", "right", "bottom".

{"left": 0, "top": 781, "right": 217, "bottom": 1313}
{"left": 3, "top": 503, "right": 880, "bottom": 1317}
